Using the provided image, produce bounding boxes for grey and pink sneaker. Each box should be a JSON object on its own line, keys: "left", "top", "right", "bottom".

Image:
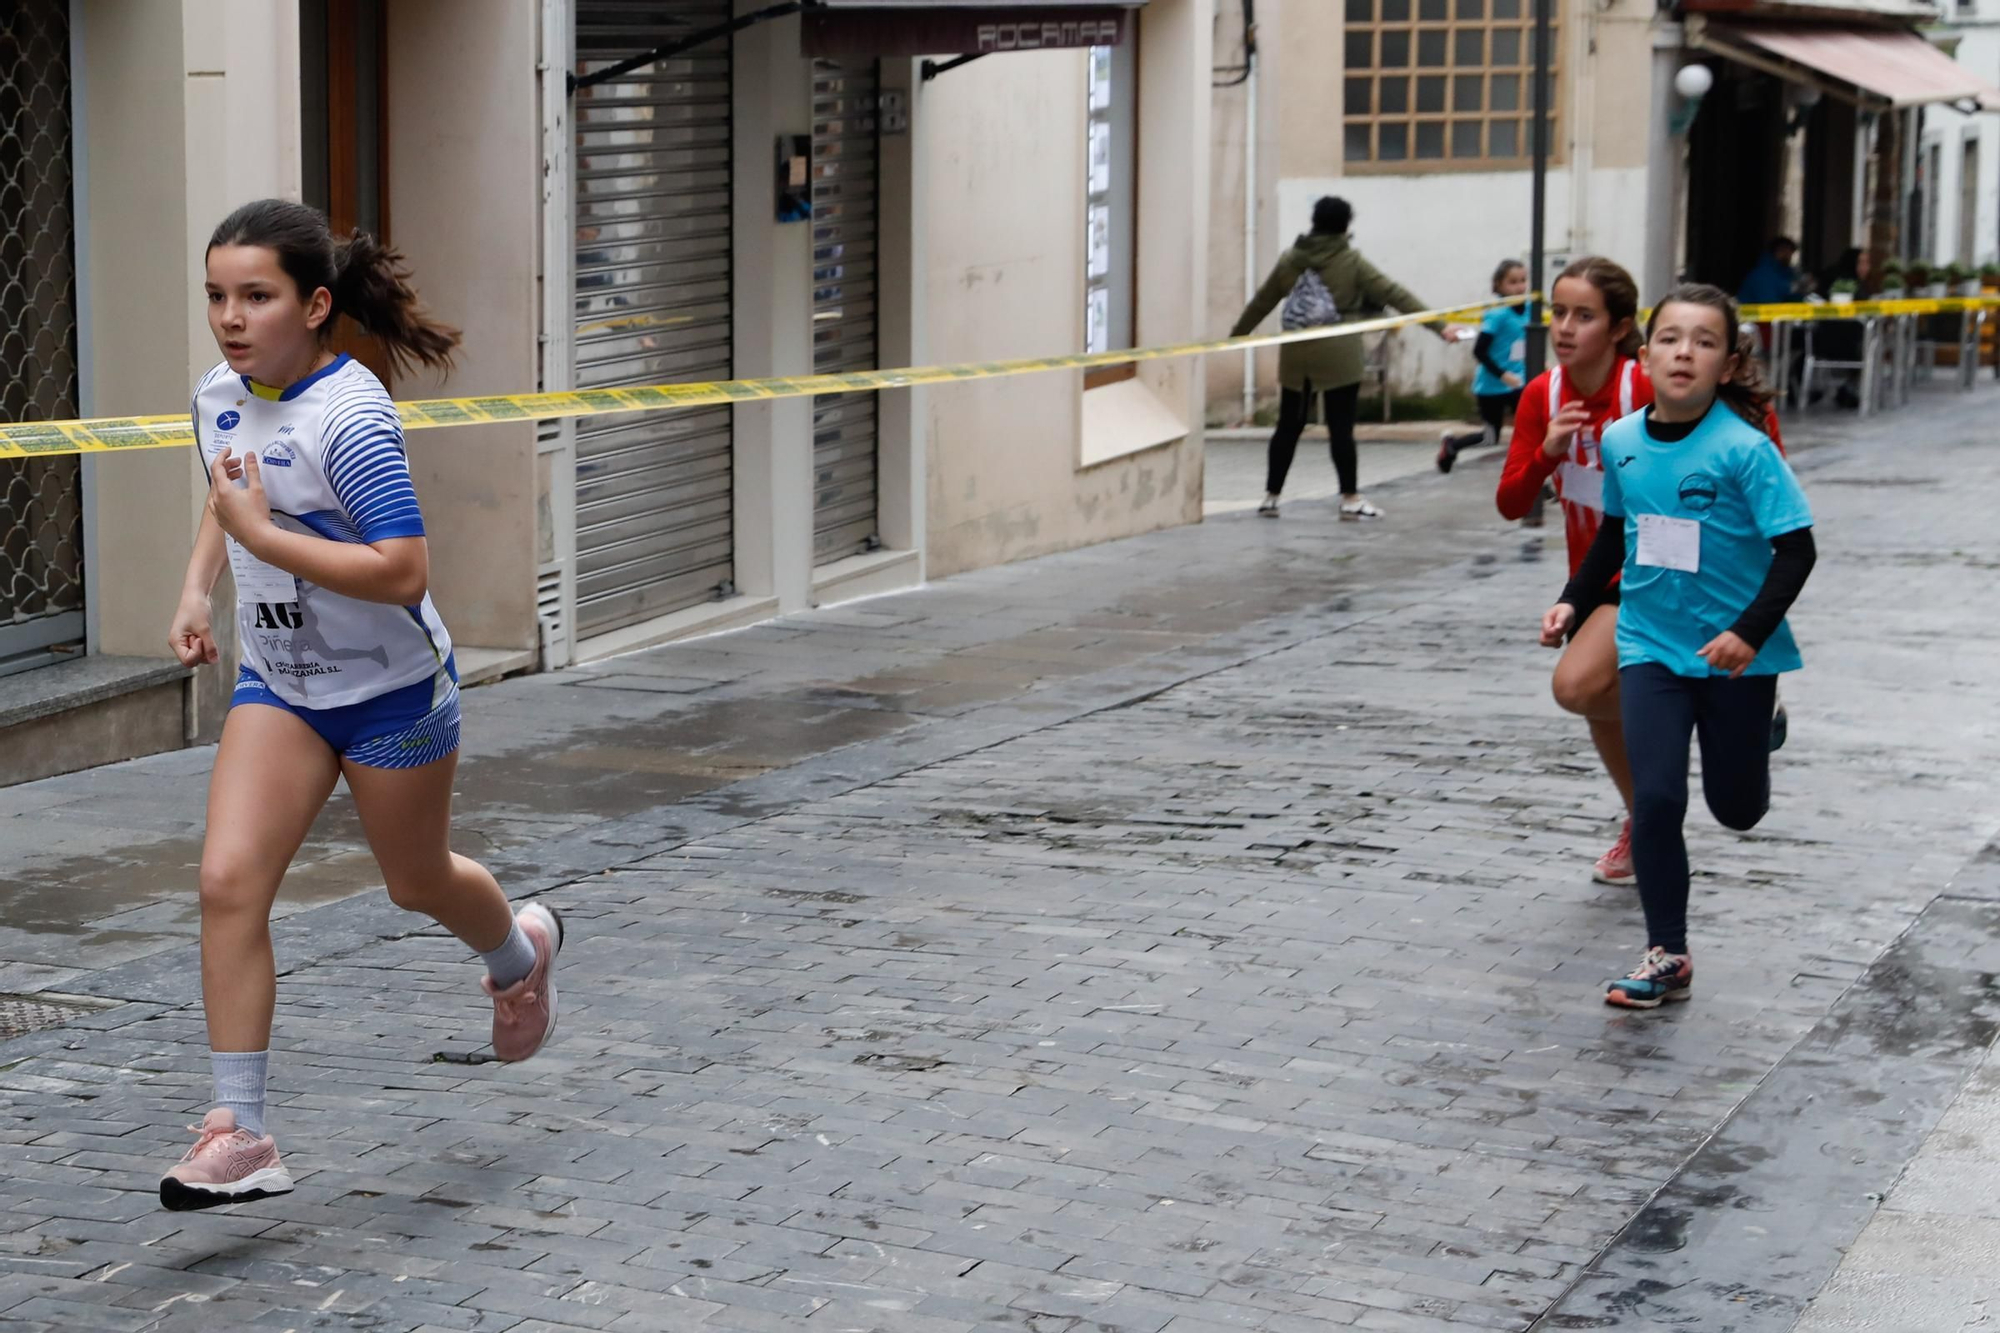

{"left": 1593, "top": 819, "right": 1637, "bottom": 887}
{"left": 159, "top": 1108, "right": 294, "bottom": 1211}
{"left": 482, "top": 902, "right": 564, "bottom": 1062}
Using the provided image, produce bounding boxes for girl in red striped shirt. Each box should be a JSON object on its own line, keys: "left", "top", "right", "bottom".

{"left": 1497, "top": 258, "right": 1651, "bottom": 885}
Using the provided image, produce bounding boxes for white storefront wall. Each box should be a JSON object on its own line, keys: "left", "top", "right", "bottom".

{"left": 537, "top": 0, "right": 1209, "bottom": 661}
{"left": 1923, "top": 25, "right": 2000, "bottom": 268}
{"left": 1274, "top": 166, "right": 1651, "bottom": 395}
{"left": 1209, "top": 0, "right": 1666, "bottom": 408}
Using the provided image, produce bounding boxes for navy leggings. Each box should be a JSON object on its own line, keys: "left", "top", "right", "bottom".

{"left": 1619, "top": 663, "right": 1777, "bottom": 954}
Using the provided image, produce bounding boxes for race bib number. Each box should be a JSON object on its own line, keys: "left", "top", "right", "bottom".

{"left": 1636, "top": 514, "right": 1701, "bottom": 573}
{"left": 1558, "top": 461, "right": 1604, "bottom": 512}
{"left": 227, "top": 536, "right": 296, "bottom": 604}
{"left": 1504, "top": 338, "right": 1524, "bottom": 365}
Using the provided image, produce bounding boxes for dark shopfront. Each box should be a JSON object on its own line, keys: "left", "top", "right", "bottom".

{"left": 1681, "top": 12, "right": 2000, "bottom": 292}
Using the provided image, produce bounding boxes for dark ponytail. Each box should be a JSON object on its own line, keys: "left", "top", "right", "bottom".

{"left": 1644, "top": 283, "right": 1775, "bottom": 430}
{"left": 330, "top": 230, "right": 461, "bottom": 378}
{"left": 207, "top": 198, "right": 460, "bottom": 379}
{"left": 1491, "top": 258, "right": 1525, "bottom": 296}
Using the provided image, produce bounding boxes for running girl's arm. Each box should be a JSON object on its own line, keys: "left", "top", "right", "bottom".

{"left": 183, "top": 507, "right": 229, "bottom": 598}
{"left": 248, "top": 522, "right": 428, "bottom": 606}
{"left": 169, "top": 509, "right": 230, "bottom": 666}
{"left": 1700, "top": 438, "right": 1816, "bottom": 676}
{"left": 1558, "top": 517, "right": 1626, "bottom": 614}
{"left": 1472, "top": 332, "right": 1508, "bottom": 381}
{"left": 1496, "top": 387, "right": 1562, "bottom": 519}
{"left": 210, "top": 388, "right": 438, "bottom": 607}
{"left": 1725, "top": 527, "right": 1816, "bottom": 650}
{"left": 208, "top": 450, "right": 428, "bottom": 604}
{"left": 1231, "top": 260, "right": 1297, "bottom": 337}
{"left": 1540, "top": 520, "right": 1623, "bottom": 645}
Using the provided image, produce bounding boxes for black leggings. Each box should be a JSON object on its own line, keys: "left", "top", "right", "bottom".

{"left": 1619, "top": 663, "right": 1777, "bottom": 955}
{"left": 1267, "top": 382, "right": 1361, "bottom": 496}
{"left": 1444, "top": 390, "right": 1521, "bottom": 456}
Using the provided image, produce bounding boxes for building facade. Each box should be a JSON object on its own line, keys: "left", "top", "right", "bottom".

{"left": 1207, "top": 0, "right": 1999, "bottom": 421}
{"left": 1, "top": 0, "right": 1210, "bottom": 785}
{"left": 1917, "top": 3, "right": 2000, "bottom": 273}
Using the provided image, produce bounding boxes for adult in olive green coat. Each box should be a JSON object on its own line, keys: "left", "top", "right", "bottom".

{"left": 1231, "top": 197, "right": 1441, "bottom": 520}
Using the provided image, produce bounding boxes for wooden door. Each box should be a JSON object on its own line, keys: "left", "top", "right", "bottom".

{"left": 301, "top": 0, "right": 392, "bottom": 387}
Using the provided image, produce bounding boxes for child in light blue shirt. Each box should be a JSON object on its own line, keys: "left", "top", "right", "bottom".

{"left": 1544, "top": 284, "right": 1816, "bottom": 1012}
{"left": 1439, "top": 259, "right": 1529, "bottom": 472}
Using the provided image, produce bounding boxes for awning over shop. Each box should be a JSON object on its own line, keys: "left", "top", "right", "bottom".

{"left": 802, "top": 1, "right": 1147, "bottom": 58}
{"left": 1693, "top": 20, "right": 2000, "bottom": 111}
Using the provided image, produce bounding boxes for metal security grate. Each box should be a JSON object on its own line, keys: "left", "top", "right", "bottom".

{"left": 809, "top": 59, "right": 881, "bottom": 565}
{"left": 0, "top": 993, "right": 96, "bottom": 1043}
{"left": 572, "top": 0, "right": 736, "bottom": 639}
{"left": 0, "top": 1, "right": 85, "bottom": 672}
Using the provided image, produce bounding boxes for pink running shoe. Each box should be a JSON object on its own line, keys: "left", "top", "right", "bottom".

{"left": 1593, "top": 819, "right": 1637, "bottom": 886}
{"left": 159, "top": 1108, "right": 293, "bottom": 1211}
{"left": 482, "top": 902, "right": 564, "bottom": 1062}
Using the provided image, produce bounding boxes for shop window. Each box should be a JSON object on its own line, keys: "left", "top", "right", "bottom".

{"left": 1084, "top": 38, "right": 1137, "bottom": 388}
{"left": 1343, "top": 0, "right": 1557, "bottom": 170}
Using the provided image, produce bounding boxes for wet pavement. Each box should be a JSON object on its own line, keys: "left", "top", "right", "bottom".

{"left": 1201, "top": 423, "right": 1467, "bottom": 518}
{"left": 2, "top": 388, "right": 1999, "bottom": 1331}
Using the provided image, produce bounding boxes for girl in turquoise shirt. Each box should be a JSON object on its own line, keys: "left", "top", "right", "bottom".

{"left": 1543, "top": 284, "right": 1817, "bottom": 1009}
{"left": 1438, "top": 259, "right": 1529, "bottom": 471}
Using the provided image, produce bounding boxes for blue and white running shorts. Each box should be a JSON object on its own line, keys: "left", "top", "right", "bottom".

{"left": 231, "top": 657, "right": 460, "bottom": 769}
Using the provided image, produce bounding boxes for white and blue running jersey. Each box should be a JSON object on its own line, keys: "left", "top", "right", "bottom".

{"left": 194, "top": 354, "right": 453, "bottom": 710}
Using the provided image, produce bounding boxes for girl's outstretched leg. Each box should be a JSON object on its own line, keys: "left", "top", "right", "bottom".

{"left": 163, "top": 702, "right": 337, "bottom": 1211}
{"left": 345, "top": 751, "right": 564, "bottom": 1062}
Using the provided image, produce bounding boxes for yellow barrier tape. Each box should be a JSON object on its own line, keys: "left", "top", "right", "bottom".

{"left": 4, "top": 294, "right": 1991, "bottom": 463}
{"left": 0, "top": 298, "right": 1515, "bottom": 462}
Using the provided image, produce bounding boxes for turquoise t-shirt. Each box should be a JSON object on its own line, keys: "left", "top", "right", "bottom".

{"left": 1473, "top": 304, "right": 1528, "bottom": 398}
{"left": 1600, "top": 406, "right": 1814, "bottom": 678}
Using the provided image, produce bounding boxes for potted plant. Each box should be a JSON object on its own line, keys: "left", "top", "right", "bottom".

{"left": 1981, "top": 262, "right": 2000, "bottom": 290}
{"left": 1948, "top": 262, "right": 1983, "bottom": 297}
{"left": 1908, "top": 261, "right": 1939, "bottom": 297}
{"left": 1878, "top": 262, "right": 1907, "bottom": 299}
{"left": 1830, "top": 278, "right": 1858, "bottom": 305}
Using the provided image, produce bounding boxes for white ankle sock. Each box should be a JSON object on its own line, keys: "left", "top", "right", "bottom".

{"left": 482, "top": 919, "right": 537, "bottom": 990}
{"left": 212, "top": 1050, "right": 270, "bottom": 1137}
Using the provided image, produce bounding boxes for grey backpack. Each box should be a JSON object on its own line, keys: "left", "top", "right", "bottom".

{"left": 1281, "top": 268, "right": 1341, "bottom": 331}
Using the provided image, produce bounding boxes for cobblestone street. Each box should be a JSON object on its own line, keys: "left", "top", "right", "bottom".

{"left": 3, "top": 391, "right": 1999, "bottom": 1332}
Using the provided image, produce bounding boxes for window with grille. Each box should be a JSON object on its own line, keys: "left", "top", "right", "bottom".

{"left": 1341, "top": 0, "right": 1558, "bottom": 170}
{"left": 0, "top": 1, "right": 85, "bottom": 673}
{"left": 1084, "top": 39, "right": 1136, "bottom": 368}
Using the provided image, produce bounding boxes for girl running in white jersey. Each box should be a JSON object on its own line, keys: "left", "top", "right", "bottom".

{"left": 159, "top": 200, "right": 563, "bottom": 1210}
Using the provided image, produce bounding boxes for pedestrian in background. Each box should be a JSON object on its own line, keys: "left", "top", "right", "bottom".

{"left": 1231, "top": 196, "right": 1446, "bottom": 522}
{"left": 1437, "top": 258, "right": 1529, "bottom": 473}
{"left": 1808, "top": 247, "right": 1871, "bottom": 410}
{"left": 1737, "top": 236, "right": 1802, "bottom": 307}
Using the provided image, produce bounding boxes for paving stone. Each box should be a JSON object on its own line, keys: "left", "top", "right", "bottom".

{"left": 3, "top": 395, "right": 2000, "bottom": 1331}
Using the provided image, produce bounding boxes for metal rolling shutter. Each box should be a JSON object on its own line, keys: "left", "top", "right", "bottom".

{"left": 809, "top": 59, "right": 881, "bottom": 563}
{"left": 573, "top": 1, "right": 734, "bottom": 637}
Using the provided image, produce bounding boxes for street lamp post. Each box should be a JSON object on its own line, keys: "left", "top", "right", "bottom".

{"left": 1525, "top": 0, "right": 1554, "bottom": 378}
